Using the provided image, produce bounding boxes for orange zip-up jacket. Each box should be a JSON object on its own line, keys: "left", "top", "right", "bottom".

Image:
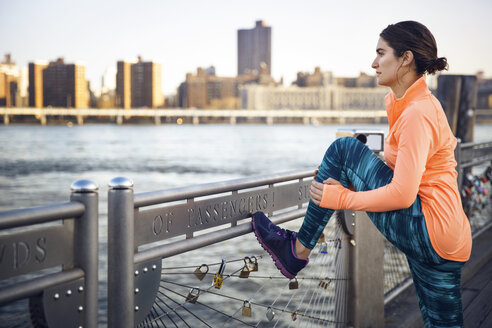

{"left": 320, "top": 76, "right": 472, "bottom": 262}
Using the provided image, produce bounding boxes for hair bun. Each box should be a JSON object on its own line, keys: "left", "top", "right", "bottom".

{"left": 426, "top": 57, "right": 448, "bottom": 74}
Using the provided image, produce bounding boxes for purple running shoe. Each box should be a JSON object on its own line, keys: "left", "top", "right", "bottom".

{"left": 252, "top": 212, "right": 308, "bottom": 279}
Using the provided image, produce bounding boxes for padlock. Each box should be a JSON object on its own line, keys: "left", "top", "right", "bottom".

{"left": 319, "top": 280, "right": 331, "bottom": 289}
{"left": 291, "top": 310, "right": 298, "bottom": 321}
{"left": 239, "top": 265, "right": 250, "bottom": 278}
{"left": 319, "top": 242, "right": 328, "bottom": 254}
{"left": 486, "top": 167, "right": 492, "bottom": 181}
{"left": 243, "top": 257, "right": 253, "bottom": 271}
{"left": 350, "top": 239, "right": 356, "bottom": 247}
{"left": 321, "top": 279, "right": 331, "bottom": 289}
{"left": 266, "top": 307, "right": 275, "bottom": 321}
{"left": 241, "top": 300, "right": 252, "bottom": 317}
{"left": 213, "top": 272, "right": 224, "bottom": 288}
{"left": 212, "top": 259, "right": 226, "bottom": 289}
{"left": 335, "top": 238, "right": 342, "bottom": 249}
{"left": 186, "top": 287, "right": 200, "bottom": 303}
{"left": 317, "top": 232, "right": 326, "bottom": 244}
{"left": 289, "top": 278, "right": 299, "bottom": 290}
{"left": 193, "top": 264, "right": 209, "bottom": 281}
{"left": 249, "top": 256, "right": 258, "bottom": 272}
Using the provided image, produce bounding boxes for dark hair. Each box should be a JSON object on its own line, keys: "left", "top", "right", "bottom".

{"left": 380, "top": 21, "right": 448, "bottom": 75}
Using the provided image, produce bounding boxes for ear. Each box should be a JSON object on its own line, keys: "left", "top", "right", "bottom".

{"left": 401, "top": 50, "right": 414, "bottom": 67}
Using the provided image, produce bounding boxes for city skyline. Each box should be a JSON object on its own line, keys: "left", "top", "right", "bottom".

{"left": 1, "top": 0, "right": 492, "bottom": 95}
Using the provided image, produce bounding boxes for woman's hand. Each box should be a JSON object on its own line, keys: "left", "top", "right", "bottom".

{"left": 310, "top": 178, "right": 341, "bottom": 206}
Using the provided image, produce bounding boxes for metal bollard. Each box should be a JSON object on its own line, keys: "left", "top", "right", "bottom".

{"left": 70, "top": 179, "right": 99, "bottom": 328}
{"left": 344, "top": 211, "right": 384, "bottom": 328}
{"left": 108, "top": 177, "right": 135, "bottom": 328}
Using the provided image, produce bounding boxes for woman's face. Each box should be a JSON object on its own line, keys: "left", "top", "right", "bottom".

{"left": 371, "top": 37, "right": 404, "bottom": 88}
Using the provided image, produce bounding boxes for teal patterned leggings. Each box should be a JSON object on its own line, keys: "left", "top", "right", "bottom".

{"left": 298, "top": 137, "right": 465, "bottom": 327}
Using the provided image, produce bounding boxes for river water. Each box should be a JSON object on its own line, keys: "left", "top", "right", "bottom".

{"left": 1, "top": 123, "right": 491, "bottom": 326}
{"left": 2, "top": 123, "right": 491, "bottom": 212}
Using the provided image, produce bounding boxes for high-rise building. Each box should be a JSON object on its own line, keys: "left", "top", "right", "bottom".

{"left": 116, "top": 57, "right": 163, "bottom": 108}
{"left": 42, "top": 58, "right": 88, "bottom": 108}
{"left": 0, "top": 73, "right": 16, "bottom": 107}
{"left": 28, "top": 62, "right": 48, "bottom": 108}
{"left": 238, "top": 20, "right": 271, "bottom": 76}
{"left": 69, "top": 63, "right": 88, "bottom": 108}
{"left": 43, "top": 58, "right": 67, "bottom": 107}
{"left": 0, "top": 54, "right": 20, "bottom": 107}
{"left": 116, "top": 61, "right": 132, "bottom": 109}
{"left": 101, "top": 66, "right": 116, "bottom": 93}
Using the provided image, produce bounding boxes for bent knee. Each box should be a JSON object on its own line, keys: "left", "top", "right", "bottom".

{"left": 326, "top": 136, "right": 364, "bottom": 156}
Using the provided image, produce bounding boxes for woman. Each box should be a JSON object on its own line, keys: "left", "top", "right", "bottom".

{"left": 252, "top": 21, "right": 471, "bottom": 327}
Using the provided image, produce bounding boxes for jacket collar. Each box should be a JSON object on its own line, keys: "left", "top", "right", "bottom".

{"left": 385, "top": 76, "right": 431, "bottom": 127}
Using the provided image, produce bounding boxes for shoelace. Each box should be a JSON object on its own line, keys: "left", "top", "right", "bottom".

{"left": 270, "top": 223, "right": 292, "bottom": 239}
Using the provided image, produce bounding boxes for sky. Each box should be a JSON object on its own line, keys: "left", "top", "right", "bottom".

{"left": 1, "top": 0, "right": 491, "bottom": 95}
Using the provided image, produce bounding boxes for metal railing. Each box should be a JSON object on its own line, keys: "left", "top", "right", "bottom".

{"left": 456, "top": 139, "right": 492, "bottom": 190}
{"left": 0, "top": 180, "right": 99, "bottom": 327}
{"left": 107, "top": 171, "right": 355, "bottom": 327}
{"left": 457, "top": 140, "right": 492, "bottom": 233}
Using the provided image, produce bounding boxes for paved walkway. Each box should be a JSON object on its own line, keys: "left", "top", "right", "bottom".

{"left": 462, "top": 252, "right": 492, "bottom": 326}
{"left": 385, "top": 224, "right": 492, "bottom": 327}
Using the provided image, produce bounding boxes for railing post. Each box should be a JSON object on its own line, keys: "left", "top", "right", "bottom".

{"left": 108, "top": 177, "right": 135, "bottom": 328}
{"left": 334, "top": 216, "right": 351, "bottom": 327}
{"left": 346, "top": 211, "right": 385, "bottom": 327}
{"left": 70, "top": 179, "right": 99, "bottom": 328}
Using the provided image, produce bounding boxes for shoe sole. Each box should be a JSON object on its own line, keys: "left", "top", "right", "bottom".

{"left": 252, "top": 214, "right": 296, "bottom": 279}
